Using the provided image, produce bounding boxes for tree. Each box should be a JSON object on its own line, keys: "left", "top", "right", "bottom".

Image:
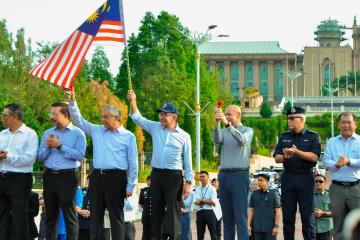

{"left": 260, "top": 101, "right": 272, "bottom": 118}
{"left": 89, "top": 46, "right": 112, "bottom": 84}
{"left": 333, "top": 71, "right": 360, "bottom": 95}
{"left": 283, "top": 100, "right": 292, "bottom": 114}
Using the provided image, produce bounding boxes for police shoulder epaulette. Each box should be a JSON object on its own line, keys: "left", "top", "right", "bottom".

{"left": 307, "top": 130, "right": 318, "bottom": 134}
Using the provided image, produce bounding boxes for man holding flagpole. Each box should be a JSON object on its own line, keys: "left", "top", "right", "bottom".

{"left": 128, "top": 90, "right": 193, "bottom": 240}
{"left": 68, "top": 89, "right": 138, "bottom": 240}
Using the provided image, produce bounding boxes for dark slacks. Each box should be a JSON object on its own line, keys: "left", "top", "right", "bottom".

{"left": 0, "top": 172, "right": 32, "bottom": 240}
{"left": 253, "top": 232, "right": 276, "bottom": 240}
{"left": 89, "top": 170, "right": 127, "bottom": 240}
{"left": 196, "top": 209, "right": 219, "bottom": 240}
{"left": 142, "top": 223, "right": 152, "bottom": 240}
{"left": 281, "top": 171, "right": 315, "bottom": 240}
{"left": 43, "top": 170, "right": 79, "bottom": 240}
{"left": 219, "top": 170, "right": 249, "bottom": 240}
{"left": 125, "top": 222, "right": 136, "bottom": 240}
{"left": 316, "top": 231, "right": 331, "bottom": 240}
{"left": 216, "top": 218, "right": 222, "bottom": 240}
{"left": 150, "top": 168, "right": 183, "bottom": 240}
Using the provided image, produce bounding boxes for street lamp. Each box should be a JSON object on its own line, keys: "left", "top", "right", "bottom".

{"left": 281, "top": 70, "right": 303, "bottom": 107}
{"left": 169, "top": 25, "right": 228, "bottom": 181}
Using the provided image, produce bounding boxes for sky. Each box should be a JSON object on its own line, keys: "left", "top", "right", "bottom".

{"left": 1, "top": 0, "right": 359, "bottom": 74}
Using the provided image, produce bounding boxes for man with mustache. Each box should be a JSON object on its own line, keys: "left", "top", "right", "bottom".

{"left": 38, "top": 102, "right": 86, "bottom": 240}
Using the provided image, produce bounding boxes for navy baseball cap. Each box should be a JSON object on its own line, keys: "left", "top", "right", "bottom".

{"left": 156, "top": 102, "right": 179, "bottom": 115}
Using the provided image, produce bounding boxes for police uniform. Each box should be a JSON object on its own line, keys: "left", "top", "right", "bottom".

{"left": 273, "top": 107, "right": 321, "bottom": 240}
{"left": 139, "top": 187, "right": 152, "bottom": 240}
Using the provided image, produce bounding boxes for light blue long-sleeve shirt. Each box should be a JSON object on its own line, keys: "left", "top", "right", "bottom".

{"left": 322, "top": 133, "right": 360, "bottom": 182}
{"left": 0, "top": 124, "right": 38, "bottom": 173}
{"left": 37, "top": 123, "right": 86, "bottom": 170}
{"left": 69, "top": 100, "right": 138, "bottom": 193}
{"left": 130, "top": 110, "right": 193, "bottom": 181}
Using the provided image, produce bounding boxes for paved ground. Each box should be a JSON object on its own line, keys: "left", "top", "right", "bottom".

{"left": 35, "top": 209, "right": 303, "bottom": 239}
{"left": 133, "top": 211, "right": 303, "bottom": 239}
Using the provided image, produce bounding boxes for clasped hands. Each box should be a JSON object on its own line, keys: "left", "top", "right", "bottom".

{"left": 0, "top": 150, "right": 7, "bottom": 160}
{"left": 335, "top": 155, "right": 350, "bottom": 169}
{"left": 46, "top": 134, "right": 61, "bottom": 149}
{"left": 282, "top": 145, "right": 298, "bottom": 160}
{"left": 214, "top": 108, "right": 229, "bottom": 126}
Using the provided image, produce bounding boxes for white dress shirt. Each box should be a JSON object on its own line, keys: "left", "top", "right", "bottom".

{"left": 0, "top": 124, "right": 38, "bottom": 173}
{"left": 124, "top": 193, "right": 138, "bottom": 222}
{"left": 195, "top": 184, "right": 217, "bottom": 211}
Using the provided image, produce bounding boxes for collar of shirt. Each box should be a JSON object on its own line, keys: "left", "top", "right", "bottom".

{"left": 161, "top": 124, "right": 180, "bottom": 132}
{"left": 102, "top": 125, "right": 126, "bottom": 133}
{"left": 315, "top": 190, "right": 325, "bottom": 195}
{"left": 3, "top": 123, "right": 27, "bottom": 134}
{"left": 54, "top": 122, "right": 74, "bottom": 132}
{"left": 260, "top": 188, "right": 270, "bottom": 193}
{"left": 291, "top": 128, "right": 307, "bottom": 136}
{"left": 337, "top": 133, "right": 360, "bottom": 141}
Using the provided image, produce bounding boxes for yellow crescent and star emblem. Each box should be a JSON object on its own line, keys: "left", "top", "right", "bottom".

{"left": 87, "top": 1, "right": 111, "bottom": 23}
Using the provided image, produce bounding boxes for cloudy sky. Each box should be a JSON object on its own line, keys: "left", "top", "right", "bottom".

{"left": 1, "top": 0, "right": 359, "bottom": 74}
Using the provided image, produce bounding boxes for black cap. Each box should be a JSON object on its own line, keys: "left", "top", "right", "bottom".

{"left": 286, "top": 106, "right": 305, "bottom": 116}
{"left": 211, "top": 178, "right": 218, "bottom": 182}
{"left": 156, "top": 102, "right": 179, "bottom": 115}
{"left": 257, "top": 174, "right": 270, "bottom": 181}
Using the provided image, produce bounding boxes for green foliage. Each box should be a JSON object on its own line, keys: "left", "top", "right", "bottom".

{"left": 260, "top": 101, "right": 272, "bottom": 118}
{"left": 89, "top": 46, "right": 112, "bottom": 84}
{"left": 283, "top": 100, "right": 292, "bottom": 114}
{"left": 333, "top": 71, "right": 360, "bottom": 95}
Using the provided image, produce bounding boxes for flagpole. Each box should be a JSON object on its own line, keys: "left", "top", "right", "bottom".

{"left": 118, "top": 0, "right": 132, "bottom": 90}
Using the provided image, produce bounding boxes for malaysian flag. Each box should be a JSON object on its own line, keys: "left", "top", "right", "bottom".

{"left": 30, "top": 0, "right": 125, "bottom": 90}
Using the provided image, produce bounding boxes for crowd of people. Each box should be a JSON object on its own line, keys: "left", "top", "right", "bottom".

{"left": 1, "top": 88, "right": 360, "bottom": 240}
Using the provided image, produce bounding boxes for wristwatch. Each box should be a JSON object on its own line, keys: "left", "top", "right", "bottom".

{"left": 57, "top": 144, "right": 62, "bottom": 150}
{"left": 186, "top": 180, "right": 192, "bottom": 185}
{"left": 274, "top": 224, "right": 279, "bottom": 228}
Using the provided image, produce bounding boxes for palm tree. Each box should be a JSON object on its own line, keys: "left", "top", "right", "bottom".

{"left": 331, "top": 71, "right": 360, "bottom": 96}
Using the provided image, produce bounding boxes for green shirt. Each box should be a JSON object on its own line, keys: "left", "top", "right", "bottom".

{"left": 314, "top": 190, "right": 333, "bottom": 233}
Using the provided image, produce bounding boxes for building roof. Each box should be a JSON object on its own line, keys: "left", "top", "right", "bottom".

{"left": 200, "top": 41, "right": 289, "bottom": 54}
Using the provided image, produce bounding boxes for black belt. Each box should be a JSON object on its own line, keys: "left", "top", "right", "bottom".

{"left": 284, "top": 168, "right": 312, "bottom": 174}
{"left": 332, "top": 180, "right": 360, "bottom": 187}
{"left": 0, "top": 172, "right": 30, "bottom": 177}
{"left": 93, "top": 169, "right": 126, "bottom": 174}
{"left": 220, "top": 168, "right": 249, "bottom": 173}
{"left": 152, "top": 167, "right": 182, "bottom": 173}
{"left": 45, "top": 168, "right": 77, "bottom": 174}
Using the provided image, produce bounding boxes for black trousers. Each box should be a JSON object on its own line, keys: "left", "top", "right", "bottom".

{"left": 89, "top": 170, "right": 127, "bottom": 240}
{"left": 281, "top": 172, "right": 315, "bottom": 240}
{"left": 0, "top": 172, "right": 32, "bottom": 240}
{"left": 142, "top": 223, "right": 151, "bottom": 240}
{"left": 316, "top": 231, "right": 331, "bottom": 240}
{"left": 253, "top": 232, "right": 276, "bottom": 240}
{"left": 150, "top": 168, "right": 183, "bottom": 240}
{"left": 216, "top": 218, "right": 222, "bottom": 240}
{"left": 43, "top": 170, "right": 79, "bottom": 240}
{"left": 125, "top": 222, "right": 136, "bottom": 240}
{"left": 196, "top": 209, "right": 218, "bottom": 240}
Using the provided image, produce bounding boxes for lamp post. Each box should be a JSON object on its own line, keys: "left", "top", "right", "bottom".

{"left": 281, "top": 70, "right": 303, "bottom": 107}
{"left": 170, "top": 25, "right": 228, "bottom": 182}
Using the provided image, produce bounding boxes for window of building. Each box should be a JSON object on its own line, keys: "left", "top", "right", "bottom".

{"left": 245, "top": 63, "right": 253, "bottom": 88}
{"left": 323, "top": 60, "right": 332, "bottom": 96}
{"left": 231, "top": 63, "right": 240, "bottom": 100}
{"left": 274, "top": 62, "right": 283, "bottom": 102}
{"left": 260, "top": 62, "right": 268, "bottom": 101}
{"left": 217, "top": 62, "right": 225, "bottom": 84}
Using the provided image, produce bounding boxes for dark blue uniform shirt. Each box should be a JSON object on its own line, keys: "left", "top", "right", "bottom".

{"left": 273, "top": 128, "right": 321, "bottom": 170}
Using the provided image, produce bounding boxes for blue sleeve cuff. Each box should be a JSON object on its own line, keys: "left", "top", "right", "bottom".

{"left": 126, "top": 184, "right": 135, "bottom": 193}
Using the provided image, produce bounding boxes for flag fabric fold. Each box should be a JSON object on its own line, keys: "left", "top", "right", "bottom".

{"left": 30, "top": 0, "right": 125, "bottom": 90}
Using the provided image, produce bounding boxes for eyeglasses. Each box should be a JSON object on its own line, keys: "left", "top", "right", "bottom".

{"left": 159, "top": 112, "right": 173, "bottom": 118}
{"left": 287, "top": 116, "right": 302, "bottom": 121}
{"left": 1, "top": 113, "right": 12, "bottom": 119}
{"left": 315, "top": 180, "right": 324, "bottom": 183}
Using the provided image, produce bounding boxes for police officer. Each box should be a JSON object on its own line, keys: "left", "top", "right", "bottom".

{"left": 139, "top": 176, "right": 152, "bottom": 240}
{"left": 274, "top": 107, "right": 321, "bottom": 240}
